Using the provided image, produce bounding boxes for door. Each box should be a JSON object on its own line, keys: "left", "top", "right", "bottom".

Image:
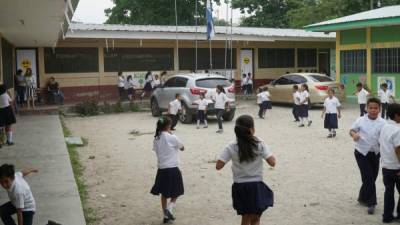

{"left": 240, "top": 49, "right": 253, "bottom": 79}
{"left": 269, "top": 76, "right": 292, "bottom": 102}
{"left": 318, "top": 50, "right": 330, "bottom": 76}
{"left": 16, "top": 49, "right": 39, "bottom": 88}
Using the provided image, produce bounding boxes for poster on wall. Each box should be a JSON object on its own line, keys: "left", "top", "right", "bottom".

{"left": 377, "top": 76, "right": 396, "bottom": 96}
{"left": 240, "top": 50, "right": 253, "bottom": 78}
{"left": 16, "top": 49, "right": 38, "bottom": 88}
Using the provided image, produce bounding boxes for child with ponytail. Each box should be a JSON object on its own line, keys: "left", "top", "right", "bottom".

{"left": 216, "top": 115, "right": 276, "bottom": 225}
{"left": 150, "top": 116, "right": 185, "bottom": 224}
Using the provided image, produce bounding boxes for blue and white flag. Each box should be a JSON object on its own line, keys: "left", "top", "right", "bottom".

{"left": 206, "top": 0, "right": 215, "bottom": 40}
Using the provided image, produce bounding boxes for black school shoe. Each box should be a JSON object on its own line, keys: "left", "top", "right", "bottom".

{"left": 327, "top": 134, "right": 333, "bottom": 138}
{"left": 6, "top": 141, "right": 14, "bottom": 146}
{"left": 308, "top": 120, "right": 313, "bottom": 127}
{"left": 367, "top": 206, "right": 375, "bottom": 215}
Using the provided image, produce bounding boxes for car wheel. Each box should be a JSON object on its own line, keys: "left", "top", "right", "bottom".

{"left": 179, "top": 103, "right": 193, "bottom": 124}
{"left": 222, "top": 109, "right": 235, "bottom": 121}
{"left": 151, "top": 98, "right": 161, "bottom": 117}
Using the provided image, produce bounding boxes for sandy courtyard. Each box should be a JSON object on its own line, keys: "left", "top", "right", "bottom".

{"left": 65, "top": 100, "right": 391, "bottom": 225}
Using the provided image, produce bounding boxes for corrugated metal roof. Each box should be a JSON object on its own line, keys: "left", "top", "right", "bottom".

{"left": 306, "top": 5, "right": 400, "bottom": 28}
{"left": 69, "top": 23, "right": 335, "bottom": 39}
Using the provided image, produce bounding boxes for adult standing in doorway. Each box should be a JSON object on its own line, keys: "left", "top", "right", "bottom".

{"left": 24, "top": 68, "right": 36, "bottom": 109}
{"left": 15, "top": 69, "right": 26, "bottom": 108}
{"left": 246, "top": 72, "right": 253, "bottom": 95}
{"left": 117, "top": 71, "right": 125, "bottom": 100}
{"left": 141, "top": 71, "right": 154, "bottom": 100}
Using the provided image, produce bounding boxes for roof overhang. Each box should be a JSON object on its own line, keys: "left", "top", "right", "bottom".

{"left": 0, "top": 0, "right": 79, "bottom": 47}
{"left": 305, "top": 17, "right": 400, "bottom": 32}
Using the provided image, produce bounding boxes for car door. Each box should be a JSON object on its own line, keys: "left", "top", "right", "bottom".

{"left": 285, "top": 75, "right": 308, "bottom": 102}
{"left": 269, "top": 76, "right": 292, "bottom": 103}
{"left": 158, "top": 77, "right": 177, "bottom": 109}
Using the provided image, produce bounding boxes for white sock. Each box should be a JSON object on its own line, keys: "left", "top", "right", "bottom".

{"left": 204, "top": 120, "right": 208, "bottom": 126}
{"left": 300, "top": 118, "right": 304, "bottom": 124}
{"left": 167, "top": 202, "right": 175, "bottom": 212}
{"left": 197, "top": 120, "right": 200, "bottom": 126}
{"left": 6, "top": 132, "right": 12, "bottom": 142}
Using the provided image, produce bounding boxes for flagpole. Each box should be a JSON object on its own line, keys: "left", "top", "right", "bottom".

{"left": 195, "top": 0, "right": 198, "bottom": 72}
{"left": 174, "top": 0, "right": 179, "bottom": 73}
{"left": 209, "top": 39, "right": 212, "bottom": 70}
{"left": 224, "top": 0, "right": 229, "bottom": 76}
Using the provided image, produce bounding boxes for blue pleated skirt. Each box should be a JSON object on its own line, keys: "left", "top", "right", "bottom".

{"left": 232, "top": 181, "right": 274, "bottom": 215}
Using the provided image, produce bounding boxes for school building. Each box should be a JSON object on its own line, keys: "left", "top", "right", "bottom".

{"left": 1, "top": 19, "right": 336, "bottom": 103}
{"left": 305, "top": 5, "right": 400, "bottom": 99}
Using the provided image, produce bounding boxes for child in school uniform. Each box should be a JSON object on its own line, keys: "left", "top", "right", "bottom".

{"left": 355, "top": 82, "right": 370, "bottom": 117}
{"left": 0, "top": 164, "right": 38, "bottom": 225}
{"left": 0, "top": 85, "right": 16, "bottom": 146}
{"left": 378, "top": 83, "right": 395, "bottom": 119}
{"left": 321, "top": 88, "right": 342, "bottom": 138}
{"left": 213, "top": 85, "right": 230, "bottom": 134}
{"left": 298, "top": 84, "right": 312, "bottom": 127}
{"left": 194, "top": 93, "right": 208, "bottom": 129}
{"left": 216, "top": 115, "right": 276, "bottom": 225}
{"left": 379, "top": 103, "right": 400, "bottom": 223}
{"left": 292, "top": 85, "right": 300, "bottom": 122}
{"left": 150, "top": 116, "right": 185, "bottom": 224}
{"left": 168, "top": 93, "right": 182, "bottom": 131}
{"left": 256, "top": 87, "right": 271, "bottom": 119}
{"left": 350, "top": 97, "right": 386, "bottom": 215}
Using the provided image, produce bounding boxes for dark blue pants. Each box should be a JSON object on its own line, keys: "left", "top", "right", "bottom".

{"left": 16, "top": 86, "right": 26, "bottom": 106}
{"left": 354, "top": 150, "right": 380, "bottom": 206}
{"left": 0, "top": 202, "right": 34, "bottom": 225}
{"left": 359, "top": 104, "right": 367, "bottom": 117}
{"left": 216, "top": 109, "right": 224, "bottom": 130}
{"left": 382, "top": 168, "right": 400, "bottom": 221}
{"left": 382, "top": 103, "right": 389, "bottom": 119}
{"left": 197, "top": 110, "right": 206, "bottom": 123}
{"left": 292, "top": 104, "right": 299, "bottom": 121}
{"left": 169, "top": 114, "right": 179, "bottom": 129}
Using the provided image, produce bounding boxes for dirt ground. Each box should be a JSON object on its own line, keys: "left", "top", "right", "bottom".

{"left": 65, "top": 100, "right": 391, "bottom": 225}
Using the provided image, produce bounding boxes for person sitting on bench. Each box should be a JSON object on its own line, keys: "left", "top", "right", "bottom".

{"left": 47, "top": 77, "right": 64, "bottom": 105}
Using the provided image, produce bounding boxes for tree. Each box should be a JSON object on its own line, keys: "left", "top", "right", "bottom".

{"left": 105, "top": 0, "right": 220, "bottom": 25}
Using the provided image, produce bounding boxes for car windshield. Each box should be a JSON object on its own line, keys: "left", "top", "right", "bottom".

{"left": 196, "top": 78, "right": 231, "bottom": 88}
{"left": 308, "top": 75, "right": 333, "bottom": 82}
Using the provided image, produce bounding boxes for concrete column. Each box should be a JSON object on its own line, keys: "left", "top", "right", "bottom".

{"left": 366, "top": 27, "right": 372, "bottom": 88}
{"left": 335, "top": 31, "right": 341, "bottom": 82}
{"left": 38, "top": 47, "right": 46, "bottom": 88}
{"left": 0, "top": 33, "right": 3, "bottom": 84}
{"left": 174, "top": 45, "right": 179, "bottom": 73}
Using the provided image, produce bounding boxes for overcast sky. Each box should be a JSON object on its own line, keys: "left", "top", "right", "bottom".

{"left": 72, "top": 0, "right": 244, "bottom": 24}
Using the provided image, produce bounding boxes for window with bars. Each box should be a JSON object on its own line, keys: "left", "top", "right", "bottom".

{"left": 372, "top": 48, "right": 400, "bottom": 73}
{"left": 258, "top": 48, "right": 295, "bottom": 68}
{"left": 178, "top": 48, "right": 236, "bottom": 70}
{"left": 340, "top": 50, "right": 366, "bottom": 73}
{"left": 297, "top": 48, "right": 317, "bottom": 67}
{"left": 44, "top": 47, "right": 99, "bottom": 73}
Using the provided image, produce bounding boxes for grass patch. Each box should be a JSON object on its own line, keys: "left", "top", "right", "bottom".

{"left": 60, "top": 116, "right": 98, "bottom": 225}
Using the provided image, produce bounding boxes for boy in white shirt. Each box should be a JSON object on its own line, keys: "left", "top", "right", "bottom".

{"left": 117, "top": 71, "right": 125, "bottom": 100}
{"left": 168, "top": 93, "right": 182, "bottom": 131}
{"left": 256, "top": 87, "right": 271, "bottom": 119}
{"left": 321, "top": 88, "right": 341, "bottom": 138}
{"left": 355, "top": 82, "right": 370, "bottom": 117}
{"left": 378, "top": 83, "right": 395, "bottom": 119}
{"left": 292, "top": 85, "right": 300, "bottom": 122}
{"left": 350, "top": 97, "right": 386, "bottom": 215}
{"left": 193, "top": 93, "right": 209, "bottom": 129}
{"left": 0, "top": 164, "right": 38, "bottom": 225}
{"left": 379, "top": 103, "right": 400, "bottom": 223}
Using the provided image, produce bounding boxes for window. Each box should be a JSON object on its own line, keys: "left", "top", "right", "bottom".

{"left": 196, "top": 78, "right": 231, "bottom": 88}
{"left": 164, "top": 77, "right": 177, "bottom": 87}
{"left": 259, "top": 48, "right": 295, "bottom": 68}
{"left": 1, "top": 38, "right": 14, "bottom": 88}
{"left": 44, "top": 48, "right": 99, "bottom": 73}
{"left": 175, "top": 77, "right": 188, "bottom": 87}
{"left": 297, "top": 49, "right": 317, "bottom": 67}
{"left": 274, "top": 77, "right": 291, "bottom": 85}
{"left": 179, "top": 48, "right": 236, "bottom": 70}
{"left": 340, "top": 50, "right": 366, "bottom": 73}
{"left": 104, "top": 48, "right": 174, "bottom": 72}
{"left": 288, "top": 75, "right": 307, "bottom": 84}
{"left": 309, "top": 75, "right": 333, "bottom": 82}
{"left": 372, "top": 48, "right": 400, "bottom": 73}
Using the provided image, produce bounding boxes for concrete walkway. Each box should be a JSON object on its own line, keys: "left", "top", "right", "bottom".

{"left": 0, "top": 115, "right": 86, "bottom": 225}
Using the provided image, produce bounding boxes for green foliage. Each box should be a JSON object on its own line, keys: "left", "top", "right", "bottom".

{"left": 101, "top": 101, "right": 113, "bottom": 114}
{"left": 105, "top": 0, "right": 221, "bottom": 25}
{"left": 130, "top": 102, "right": 141, "bottom": 112}
{"left": 113, "top": 101, "right": 124, "bottom": 113}
{"left": 76, "top": 99, "right": 100, "bottom": 116}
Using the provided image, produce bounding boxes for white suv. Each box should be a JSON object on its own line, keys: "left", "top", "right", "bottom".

{"left": 150, "top": 73, "right": 236, "bottom": 124}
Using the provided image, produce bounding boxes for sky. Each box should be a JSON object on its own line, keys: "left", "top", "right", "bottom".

{"left": 72, "top": 0, "right": 244, "bottom": 24}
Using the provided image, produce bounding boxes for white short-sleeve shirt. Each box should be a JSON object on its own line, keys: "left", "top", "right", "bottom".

{"left": 378, "top": 89, "right": 393, "bottom": 104}
{"left": 380, "top": 120, "right": 400, "bottom": 170}
{"left": 195, "top": 99, "right": 208, "bottom": 111}
{"left": 257, "top": 91, "right": 270, "bottom": 102}
{"left": 218, "top": 137, "right": 273, "bottom": 183}
{"left": 153, "top": 132, "right": 184, "bottom": 169}
{"left": 299, "top": 91, "right": 310, "bottom": 105}
{"left": 118, "top": 76, "right": 125, "bottom": 88}
{"left": 351, "top": 115, "right": 386, "bottom": 156}
{"left": 214, "top": 92, "right": 228, "bottom": 109}
{"left": 324, "top": 96, "right": 341, "bottom": 114}
{"left": 293, "top": 91, "right": 301, "bottom": 105}
{"left": 7, "top": 172, "right": 36, "bottom": 212}
{"left": 357, "top": 88, "right": 369, "bottom": 104}
{"left": 169, "top": 99, "right": 182, "bottom": 115}
{"left": 0, "top": 93, "right": 12, "bottom": 108}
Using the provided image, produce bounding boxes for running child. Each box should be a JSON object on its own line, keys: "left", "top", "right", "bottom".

{"left": 298, "top": 84, "right": 312, "bottom": 127}
{"left": 321, "top": 88, "right": 342, "bottom": 138}
{"left": 256, "top": 87, "right": 262, "bottom": 118}
{"left": 378, "top": 83, "right": 395, "bottom": 119}
{"left": 168, "top": 93, "right": 182, "bottom": 131}
{"left": 0, "top": 85, "right": 16, "bottom": 146}
{"left": 0, "top": 164, "right": 38, "bottom": 225}
{"left": 256, "top": 87, "right": 271, "bottom": 119}
{"left": 150, "top": 116, "right": 185, "bottom": 224}
{"left": 216, "top": 115, "right": 276, "bottom": 225}
{"left": 193, "top": 93, "right": 208, "bottom": 129}
{"left": 292, "top": 85, "right": 300, "bottom": 122}
{"left": 350, "top": 97, "right": 386, "bottom": 215}
{"left": 213, "top": 85, "right": 230, "bottom": 134}
{"left": 355, "top": 82, "right": 370, "bottom": 117}
{"left": 379, "top": 103, "right": 400, "bottom": 223}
